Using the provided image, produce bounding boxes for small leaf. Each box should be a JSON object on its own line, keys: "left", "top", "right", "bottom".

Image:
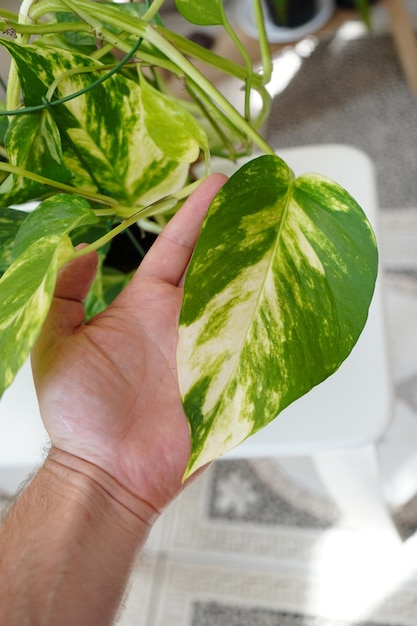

{"left": 0, "top": 237, "right": 65, "bottom": 396}
{"left": 175, "top": 0, "right": 224, "bottom": 25}
{"left": 52, "top": 11, "right": 98, "bottom": 53}
{"left": 141, "top": 76, "right": 208, "bottom": 163}
{"left": 0, "top": 109, "right": 71, "bottom": 207}
{"left": 12, "top": 193, "right": 98, "bottom": 259}
{"left": 0, "top": 193, "right": 99, "bottom": 396}
{"left": 178, "top": 155, "right": 378, "bottom": 477}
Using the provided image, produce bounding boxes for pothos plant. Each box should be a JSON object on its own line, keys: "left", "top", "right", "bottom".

{"left": 0, "top": 0, "right": 378, "bottom": 478}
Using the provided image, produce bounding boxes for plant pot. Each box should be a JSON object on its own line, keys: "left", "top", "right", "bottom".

{"left": 336, "top": 0, "right": 377, "bottom": 8}
{"left": 105, "top": 226, "right": 157, "bottom": 274}
{"left": 237, "top": 0, "right": 335, "bottom": 43}
{"left": 265, "top": 0, "right": 318, "bottom": 28}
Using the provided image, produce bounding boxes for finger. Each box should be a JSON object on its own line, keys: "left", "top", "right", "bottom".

{"left": 42, "top": 250, "right": 99, "bottom": 340}
{"left": 54, "top": 249, "right": 99, "bottom": 302}
{"left": 138, "top": 173, "right": 227, "bottom": 285}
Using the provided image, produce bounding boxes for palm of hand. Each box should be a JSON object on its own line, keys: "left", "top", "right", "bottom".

{"left": 31, "top": 175, "right": 226, "bottom": 512}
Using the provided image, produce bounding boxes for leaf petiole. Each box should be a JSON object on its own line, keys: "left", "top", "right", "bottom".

{"left": 0, "top": 161, "right": 117, "bottom": 206}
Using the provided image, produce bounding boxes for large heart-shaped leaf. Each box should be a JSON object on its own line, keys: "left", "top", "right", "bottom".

{"left": 0, "top": 194, "right": 98, "bottom": 397}
{"left": 178, "top": 155, "right": 378, "bottom": 478}
{"left": 0, "top": 40, "right": 189, "bottom": 206}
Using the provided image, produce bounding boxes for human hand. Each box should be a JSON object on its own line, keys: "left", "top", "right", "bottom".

{"left": 31, "top": 174, "right": 227, "bottom": 518}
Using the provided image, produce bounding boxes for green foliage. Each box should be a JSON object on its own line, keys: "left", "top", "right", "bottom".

{"left": 0, "top": 194, "right": 98, "bottom": 394}
{"left": 0, "top": 101, "right": 8, "bottom": 145}
{"left": 0, "top": 39, "right": 189, "bottom": 205}
{"left": 0, "top": 207, "right": 27, "bottom": 276}
{"left": 0, "top": 0, "right": 378, "bottom": 475}
{"left": 175, "top": 0, "right": 224, "bottom": 26}
{"left": 0, "top": 109, "right": 71, "bottom": 207}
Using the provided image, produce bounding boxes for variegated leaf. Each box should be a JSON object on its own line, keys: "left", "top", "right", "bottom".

{"left": 178, "top": 155, "right": 378, "bottom": 478}
{"left": 12, "top": 193, "right": 98, "bottom": 258}
{"left": 175, "top": 0, "right": 224, "bottom": 25}
{"left": 0, "top": 110, "right": 71, "bottom": 207}
{"left": 0, "top": 194, "right": 98, "bottom": 397}
{"left": 0, "top": 100, "right": 8, "bottom": 145}
{"left": 0, "top": 236, "right": 69, "bottom": 396}
{"left": 0, "top": 207, "right": 28, "bottom": 276}
{"left": 140, "top": 76, "right": 208, "bottom": 163}
{"left": 0, "top": 40, "right": 189, "bottom": 206}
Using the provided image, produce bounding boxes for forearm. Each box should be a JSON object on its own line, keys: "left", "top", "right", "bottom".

{"left": 0, "top": 449, "right": 156, "bottom": 626}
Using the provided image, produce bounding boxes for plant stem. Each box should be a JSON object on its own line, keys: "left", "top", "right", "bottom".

{"left": 141, "top": 0, "right": 165, "bottom": 23}
{"left": 253, "top": 0, "right": 273, "bottom": 84}
{"left": 0, "top": 162, "right": 117, "bottom": 206}
{"left": 18, "top": 0, "right": 36, "bottom": 26}
{"left": 0, "top": 19, "right": 93, "bottom": 36}
{"left": 0, "top": 10, "right": 18, "bottom": 21}
{"left": 220, "top": 7, "right": 253, "bottom": 123}
{"left": 29, "top": 1, "right": 75, "bottom": 20}
{"left": 72, "top": 195, "right": 179, "bottom": 259}
{"left": 5, "top": 0, "right": 35, "bottom": 113}
{"left": 155, "top": 26, "right": 264, "bottom": 88}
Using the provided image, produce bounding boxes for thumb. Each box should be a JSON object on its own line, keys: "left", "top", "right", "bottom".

{"left": 55, "top": 247, "right": 99, "bottom": 303}
{"left": 38, "top": 250, "right": 99, "bottom": 346}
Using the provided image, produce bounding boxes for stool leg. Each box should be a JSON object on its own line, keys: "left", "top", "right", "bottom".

{"left": 385, "top": 0, "right": 417, "bottom": 101}
{"left": 312, "top": 445, "right": 400, "bottom": 539}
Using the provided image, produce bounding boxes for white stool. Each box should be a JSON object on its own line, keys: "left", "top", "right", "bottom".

{"left": 0, "top": 359, "right": 49, "bottom": 495}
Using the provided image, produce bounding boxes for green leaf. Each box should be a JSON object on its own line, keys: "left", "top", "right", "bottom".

{"left": 49, "top": 4, "right": 149, "bottom": 54}
{"left": 0, "top": 40, "right": 189, "bottom": 206}
{"left": 178, "top": 155, "right": 378, "bottom": 477}
{"left": 51, "top": 11, "right": 98, "bottom": 53}
{"left": 141, "top": 76, "right": 208, "bottom": 163}
{"left": 0, "top": 207, "right": 28, "bottom": 276}
{"left": 12, "top": 193, "right": 98, "bottom": 259}
{"left": 0, "top": 236, "right": 67, "bottom": 397}
{"left": 0, "top": 109, "right": 71, "bottom": 207}
{"left": 175, "top": 0, "right": 225, "bottom": 25}
{"left": 0, "top": 193, "right": 99, "bottom": 397}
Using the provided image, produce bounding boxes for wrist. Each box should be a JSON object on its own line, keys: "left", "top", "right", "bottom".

{"left": 46, "top": 447, "right": 159, "bottom": 534}
{"left": 0, "top": 448, "right": 157, "bottom": 625}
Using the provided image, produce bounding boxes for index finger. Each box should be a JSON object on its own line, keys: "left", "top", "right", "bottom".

{"left": 138, "top": 173, "right": 227, "bottom": 285}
